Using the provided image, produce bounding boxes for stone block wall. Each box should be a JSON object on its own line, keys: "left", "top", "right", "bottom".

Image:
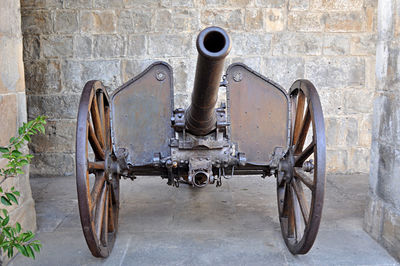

{"left": 0, "top": 0, "right": 37, "bottom": 263}
{"left": 21, "top": 0, "right": 377, "bottom": 177}
{"left": 364, "top": 0, "right": 400, "bottom": 260}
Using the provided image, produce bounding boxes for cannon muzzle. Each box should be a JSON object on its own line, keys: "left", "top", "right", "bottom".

{"left": 185, "top": 27, "right": 231, "bottom": 135}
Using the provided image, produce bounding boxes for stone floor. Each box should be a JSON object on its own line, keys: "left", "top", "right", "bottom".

{"left": 9, "top": 174, "right": 399, "bottom": 266}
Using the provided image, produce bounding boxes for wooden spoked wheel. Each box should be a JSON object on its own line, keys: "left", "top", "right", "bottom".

{"left": 277, "top": 80, "right": 326, "bottom": 254}
{"left": 76, "top": 81, "right": 120, "bottom": 258}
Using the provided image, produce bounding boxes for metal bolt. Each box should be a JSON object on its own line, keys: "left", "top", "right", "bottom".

{"left": 233, "top": 72, "right": 242, "bottom": 82}
{"left": 156, "top": 71, "right": 166, "bottom": 81}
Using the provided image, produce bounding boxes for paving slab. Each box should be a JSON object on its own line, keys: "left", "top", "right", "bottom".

{"left": 9, "top": 174, "right": 399, "bottom": 266}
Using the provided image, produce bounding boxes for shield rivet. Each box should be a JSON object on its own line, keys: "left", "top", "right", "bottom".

{"left": 233, "top": 72, "right": 242, "bottom": 82}
{"left": 156, "top": 71, "right": 166, "bottom": 81}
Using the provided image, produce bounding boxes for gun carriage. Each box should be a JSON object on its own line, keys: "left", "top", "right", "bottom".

{"left": 75, "top": 27, "right": 326, "bottom": 257}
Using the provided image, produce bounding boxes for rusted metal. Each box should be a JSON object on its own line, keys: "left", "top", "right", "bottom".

{"left": 111, "top": 62, "right": 174, "bottom": 167}
{"left": 226, "top": 63, "right": 290, "bottom": 165}
{"left": 75, "top": 26, "right": 326, "bottom": 257}
{"left": 185, "top": 27, "right": 231, "bottom": 135}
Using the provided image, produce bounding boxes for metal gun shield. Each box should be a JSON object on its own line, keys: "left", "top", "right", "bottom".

{"left": 227, "top": 63, "right": 289, "bottom": 165}
{"left": 110, "top": 62, "right": 174, "bottom": 166}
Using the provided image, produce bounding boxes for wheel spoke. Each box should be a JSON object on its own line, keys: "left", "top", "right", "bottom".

{"left": 91, "top": 94, "right": 105, "bottom": 149}
{"left": 95, "top": 183, "right": 107, "bottom": 240}
{"left": 294, "top": 167, "right": 314, "bottom": 190}
{"left": 294, "top": 106, "right": 311, "bottom": 154}
{"left": 101, "top": 184, "right": 109, "bottom": 246}
{"left": 108, "top": 186, "right": 115, "bottom": 232}
{"left": 292, "top": 179, "right": 310, "bottom": 225}
{"left": 88, "top": 161, "right": 105, "bottom": 173}
{"left": 105, "top": 106, "right": 111, "bottom": 150}
{"left": 77, "top": 82, "right": 119, "bottom": 257}
{"left": 277, "top": 184, "right": 285, "bottom": 214}
{"left": 291, "top": 184, "right": 303, "bottom": 241}
{"left": 293, "top": 90, "right": 305, "bottom": 145}
{"left": 295, "top": 141, "right": 315, "bottom": 167}
{"left": 86, "top": 171, "right": 92, "bottom": 212}
{"left": 88, "top": 122, "right": 105, "bottom": 160}
{"left": 283, "top": 184, "right": 295, "bottom": 238}
{"left": 278, "top": 80, "right": 325, "bottom": 254}
{"left": 98, "top": 93, "right": 106, "bottom": 146}
{"left": 91, "top": 173, "right": 106, "bottom": 213}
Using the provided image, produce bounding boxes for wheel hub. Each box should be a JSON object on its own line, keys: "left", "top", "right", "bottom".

{"left": 278, "top": 147, "right": 295, "bottom": 184}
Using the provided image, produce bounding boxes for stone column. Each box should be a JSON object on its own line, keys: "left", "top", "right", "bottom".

{"left": 0, "top": 0, "right": 37, "bottom": 263}
{"left": 364, "top": 0, "right": 400, "bottom": 260}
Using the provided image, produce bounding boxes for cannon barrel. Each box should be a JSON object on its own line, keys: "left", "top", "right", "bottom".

{"left": 185, "top": 27, "right": 231, "bottom": 135}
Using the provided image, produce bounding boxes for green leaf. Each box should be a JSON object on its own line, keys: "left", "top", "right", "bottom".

{"left": 15, "top": 169, "right": 24, "bottom": 175}
{"left": 15, "top": 244, "right": 28, "bottom": 257}
{"left": 0, "top": 240, "right": 10, "bottom": 248}
{"left": 2, "top": 154, "right": 11, "bottom": 159}
{"left": 16, "top": 222, "right": 21, "bottom": 233}
{"left": 2, "top": 215, "right": 9, "bottom": 226}
{"left": 1, "top": 196, "right": 11, "bottom": 206}
{"left": 11, "top": 150, "right": 22, "bottom": 157}
{"left": 12, "top": 191, "right": 20, "bottom": 197}
{"left": 2, "top": 228, "right": 11, "bottom": 238}
{"left": 0, "top": 187, "right": 3, "bottom": 193}
{"left": 27, "top": 120, "right": 34, "bottom": 129}
{"left": 19, "top": 159, "right": 29, "bottom": 166}
{"left": 32, "top": 243, "right": 40, "bottom": 252}
{"left": 23, "top": 232, "right": 34, "bottom": 242}
{"left": 2, "top": 209, "right": 8, "bottom": 216}
{"left": 6, "top": 193, "right": 18, "bottom": 205}
{"left": 0, "top": 147, "right": 8, "bottom": 153}
{"left": 26, "top": 245, "right": 35, "bottom": 259}
{"left": 7, "top": 246, "right": 13, "bottom": 258}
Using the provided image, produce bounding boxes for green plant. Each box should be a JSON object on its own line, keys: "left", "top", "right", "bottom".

{"left": 0, "top": 116, "right": 46, "bottom": 259}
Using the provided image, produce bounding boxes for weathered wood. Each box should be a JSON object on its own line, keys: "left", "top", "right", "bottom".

{"left": 101, "top": 186, "right": 109, "bottom": 246}
{"left": 291, "top": 185, "right": 303, "bottom": 240}
{"left": 108, "top": 187, "right": 115, "bottom": 232}
{"left": 88, "top": 122, "right": 105, "bottom": 160}
{"left": 292, "top": 179, "right": 310, "bottom": 224}
{"left": 91, "top": 94, "right": 105, "bottom": 149}
{"left": 295, "top": 106, "right": 311, "bottom": 154}
{"left": 88, "top": 161, "right": 105, "bottom": 173}
{"left": 293, "top": 90, "right": 305, "bottom": 146}
{"left": 294, "top": 167, "right": 314, "bottom": 190}
{"left": 98, "top": 93, "right": 106, "bottom": 147}
{"left": 95, "top": 183, "right": 107, "bottom": 239}
{"left": 90, "top": 173, "right": 106, "bottom": 213}
{"left": 295, "top": 141, "right": 315, "bottom": 167}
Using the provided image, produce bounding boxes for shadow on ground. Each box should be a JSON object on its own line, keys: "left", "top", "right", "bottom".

{"left": 9, "top": 174, "right": 398, "bottom": 266}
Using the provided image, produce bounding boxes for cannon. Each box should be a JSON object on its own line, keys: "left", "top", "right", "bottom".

{"left": 75, "top": 27, "right": 326, "bottom": 257}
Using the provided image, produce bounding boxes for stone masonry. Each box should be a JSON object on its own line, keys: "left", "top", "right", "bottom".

{"left": 0, "top": 0, "right": 37, "bottom": 263}
{"left": 20, "top": 0, "right": 377, "bottom": 177}
{"left": 364, "top": 0, "right": 400, "bottom": 261}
